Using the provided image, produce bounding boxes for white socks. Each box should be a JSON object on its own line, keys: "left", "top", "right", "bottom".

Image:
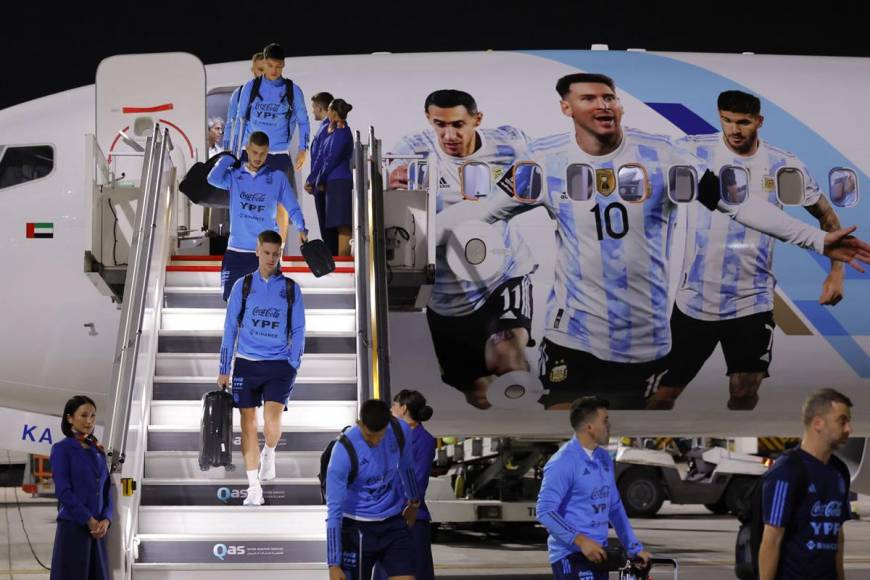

{"left": 246, "top": 469, "right": 260, "bottom": 487}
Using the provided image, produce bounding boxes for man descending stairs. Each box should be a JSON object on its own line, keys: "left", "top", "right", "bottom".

{"left": 133, "top": 251, "right": 357, "bottom": 579}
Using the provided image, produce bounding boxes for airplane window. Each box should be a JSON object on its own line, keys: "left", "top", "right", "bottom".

{"left": 617, "top": 164, "right": 650, "bottom": 203}
{"left": 718, "top": 165, "right": 749, "bottom": 206}
{"left": 567, "top": 164, "right": 594, "bottom": 201}
{"left": 460, "top": 161, "right": 491, "bottom": 200}
{"left": 513, "top": 162, "right": 543, "bottom": 202}
{"left": 829, "top": 167, "right": 859, "bottom": 208}
{"left": 668, "top": 165, "right": 698, "bottom": 203}
{"left": 0, "top": 146, "right": 54, "bottom": 190}
{"left": 776, "top": 167, "right": 805, "bottom": 206}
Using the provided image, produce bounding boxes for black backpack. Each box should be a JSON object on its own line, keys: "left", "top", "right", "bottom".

{"left": 318, "top": 417, "right": 406, "bottom": 503}
{"left": 179, "top": 151, "right": 238, "bottom": 208}
{"left": 244, "top": 76, "right": 295, "bottom": 122}
{"left": 238, "top": 273, "right": 296, "bottom": 333}
{"left": 735, "top": 448, "right": 849, "bottom": 579}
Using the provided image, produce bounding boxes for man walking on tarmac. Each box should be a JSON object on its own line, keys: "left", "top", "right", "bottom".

{"left": 537, "top": 396, "right": 652, "bottom": 579}
{"left": 218, "top": 229, "right": 306, "bottom": 506}
{"left": 759, "top": 388, "right": 853, "bottom": 580}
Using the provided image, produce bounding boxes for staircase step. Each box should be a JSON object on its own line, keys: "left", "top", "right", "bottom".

{"left": 149, "top": 401, "right": 355, "bottom": 429}
{"left": 157, "top": 331, "right": 356, "bottom": 355}
{"left": 138, "top": 506, "right": 327, "bottom": 535}
{"left": 152, "top": 379, "right": 357, "bottom": 401}
{"left": 135, "top": 533, "right": 326, "bottom": 573}
{"left": 164, "top": 287, "right": 355, "bottom": 309}
{"left": 141, "top": 478, "right": 322, "bottom": 506}
{"left": 147, "top": 428, "right": 339, "bottom": 453}
{"left": 165, "top": 270, "right": 354, "bottom": 289}
{"left": 133, "top": 564, "right": 327, "bottom": 580}
{"left": 155, "top": 353, "right": 357, "bottom": 378}
{"left": 144, "top": 451, "right": 321, "bottom": 479}
{"left": 161, "top": 308, "right": 355, "bottom": 333}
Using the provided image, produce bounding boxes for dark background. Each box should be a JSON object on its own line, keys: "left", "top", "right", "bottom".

{"left": 3, "top": 3, "right": 869, "bottom": 110}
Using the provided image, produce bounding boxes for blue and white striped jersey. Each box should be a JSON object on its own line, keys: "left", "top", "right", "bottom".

{"left": 676, "top": 134, "right": 821, "bottom": 321}
{"left": 390, "top": 126, "right": 537, "bottom": 317}
{"left": 529, "top": 129, "right": 707, "bottom": 363}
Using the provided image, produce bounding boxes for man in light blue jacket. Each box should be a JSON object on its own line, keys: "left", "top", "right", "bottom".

{"left": 236, "top": 42, "right": 310, "bottom": 191}
{"left": 536, "top": 396, "right": 652, "bottom": 579}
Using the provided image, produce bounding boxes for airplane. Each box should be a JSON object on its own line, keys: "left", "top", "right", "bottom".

{"left": 0, "top": 47, "right": 868, "bottom": 577}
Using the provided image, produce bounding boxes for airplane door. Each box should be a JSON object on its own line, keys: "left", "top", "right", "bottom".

{"left": 96, "top": 52, "right": 206, "bottom": 174}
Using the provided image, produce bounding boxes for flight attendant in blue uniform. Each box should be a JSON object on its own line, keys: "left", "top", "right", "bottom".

{"left": 50, "top": 395, "right": 114, "bottom": 580}
{"left": 375, "top": 389, "right": 437, "bottom": 580}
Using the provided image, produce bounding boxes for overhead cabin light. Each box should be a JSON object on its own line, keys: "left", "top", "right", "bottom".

{"left": 627, "top": 48, "right": 647, "bottom": 52}
{"left": 591, "top": 44, "right": 610, "bottom": 51}
{"left": 742, "top": 52, "right": 755, "bottom": 55}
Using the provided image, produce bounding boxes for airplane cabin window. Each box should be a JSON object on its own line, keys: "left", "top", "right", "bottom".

{"left": 566, "top": 163, "right": 595, "bottom": 201}
{"left": 0, "top": 145, "right": 54, "bottom": 190}
{"left": 668, "top": 165, "right": 698, "bottom": 203}
{"left": 718, "top": 165, "right": 749, "bottom": 206}
{"left": 829, "top": 167, "right": 859, "bottom": 208}
{"left": 617, "top": 164, "right": 650, "bottom": 203}
{"left": 775, "top": 167, "right": 805, "bottom": 205}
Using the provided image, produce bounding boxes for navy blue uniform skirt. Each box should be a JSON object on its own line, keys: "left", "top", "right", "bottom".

{"left": 51, "top": 519, "right": 109, "bottom": 580}
{"left": 325, "top": 179, "right": 353, "bottom": 229}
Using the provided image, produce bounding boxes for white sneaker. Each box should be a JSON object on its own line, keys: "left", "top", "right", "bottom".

{"left": 243, "top": 485, "right": 265, "bottom": 506}
{"left": 259, "top": 449, "right": 276, "bottom": 481}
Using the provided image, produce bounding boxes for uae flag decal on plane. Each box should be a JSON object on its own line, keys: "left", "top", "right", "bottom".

{"left": 26, "top": 222, "right": 54, "bottom": 239}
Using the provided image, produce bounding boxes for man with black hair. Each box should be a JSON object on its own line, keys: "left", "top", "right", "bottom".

{"left": 649, "top": 89, "right": 847, "bottom": 411}
{"left": 325, "top": 399, "right": 419, "bottom": 580}
{"left": 481, "top": 73, "right": 870, "bottom": 410}
{"left": 223, "top": 51, "right": 265, "bottom": 151}
{"left": 208, "top": 131, "right": 308, "bottom": 301}
{"left": 759, "top": 389, "right": 853, "bottom": 580}
{"left": 536, "top": 396, "right": 651, "bottom": 579}
{"left": 218, "top": 229, "right": 306, "bottom": 506}
{"left": 387, "top": 89, "right": 538, "bottom": 410}
{"left": 237, "top": 42, "right": 311, "bottom": 190}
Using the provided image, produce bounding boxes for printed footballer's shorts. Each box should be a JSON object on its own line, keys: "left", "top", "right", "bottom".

{"left": 662, "top": 306, "right": 775, "bottom": 387}
{"left": 538, "top": 338, "right": 668, "bottom": 410}
{"left": 340, "top": 515, "right": 414, "bottom": 580}
{"left": 426, "top": 276, "right": 533, "bottom": 391}
{"left": 551, "top": 553, "right": 608, "bottom": 580}
{"left": 231, "top": 358, "right": 296, "bottom": 409}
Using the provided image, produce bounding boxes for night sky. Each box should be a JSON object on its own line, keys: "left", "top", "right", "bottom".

{"left": 3, "top": 3, "right": 869, "bottom": 110}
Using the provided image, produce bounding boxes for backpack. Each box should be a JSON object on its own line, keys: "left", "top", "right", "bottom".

{"left": 318, "top": 416, "right": 406, "bottom": 503}
{"left": 238, "top": 273, "right": 296, "bottom": 335}
{"left": 734, "top": 448, "right": 849, "bottom": 579}
{"left": 179, "top": 151, "right": 238, "bottom": 208}
{"left": 244, "top": 76, "right": 295, "bottom": 122}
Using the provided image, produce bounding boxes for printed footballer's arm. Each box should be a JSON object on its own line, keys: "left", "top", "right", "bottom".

{"left": 805, "top": 195, "right": 846, "bottom": 304}
{"left": 698, "top": 171, "right": 870, "bottom": 271}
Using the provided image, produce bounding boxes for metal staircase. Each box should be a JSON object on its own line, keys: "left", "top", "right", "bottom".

{"left": 131, "top": 255, "right": 358, "bottom": 579}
